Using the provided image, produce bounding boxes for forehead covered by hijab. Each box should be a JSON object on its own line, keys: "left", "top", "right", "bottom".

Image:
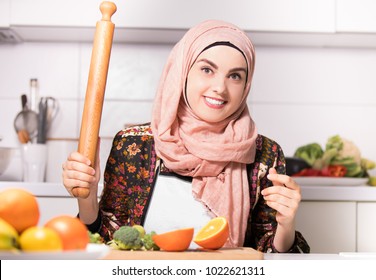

{"left": 180, "top": 20, "right": 255, "bottom": 91}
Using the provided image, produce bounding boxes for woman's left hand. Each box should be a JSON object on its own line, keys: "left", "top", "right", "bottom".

{"left": 261, "top": 167, "right": 301, "bottom": 227}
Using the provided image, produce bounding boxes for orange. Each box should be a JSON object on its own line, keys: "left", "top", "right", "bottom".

{"left": 0, "top": 188, "right": 40, "bottom": 234}
{"left": 45, "top": 215, "right": 89, "bottom": 251}
{"left": 152, "top": 228, "right": 194, "bottom": 252}
{"left": 193, "top": 216, "right": 229, "bottom": 250}
{"left": 19, "top": 226, "right": 63, "bottom": 252}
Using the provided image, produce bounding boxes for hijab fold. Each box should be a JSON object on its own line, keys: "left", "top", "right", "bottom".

{"left": 151, "top": 20, "right": 257, "bottom": 247}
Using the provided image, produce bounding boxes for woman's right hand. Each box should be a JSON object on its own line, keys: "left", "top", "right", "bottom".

{"left": 62, "top": 151, "right": 100, "bottom": 199}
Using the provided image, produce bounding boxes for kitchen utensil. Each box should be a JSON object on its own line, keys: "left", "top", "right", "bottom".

{"left": 17, "top": 129, "right": 30, "bottom": 144}
{"left": 37, "top": 98, "right": 48, "bottom": 144}
{"left": 14, "top": 94, "right": 38, "bottom": 143}
{"left": 44, "top": 96, "right": 59, "bottom": 130}
{"left": 37, "top": 97, "right": 59, "bottom": 144}
{"left": 72, "top": 1, "right": 116, "bottom": 198}
{"left": 21, "top": 143, "right": 47, "bottom": 182}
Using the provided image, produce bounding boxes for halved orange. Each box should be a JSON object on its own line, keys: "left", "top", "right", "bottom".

{"left": 152, "top": 227, "right": 194, "bottom": 252}
{"left": 193, "top": 216, "right": 229, "bottom": 250}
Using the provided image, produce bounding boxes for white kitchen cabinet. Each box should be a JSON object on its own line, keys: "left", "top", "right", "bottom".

{"left": 337, "top": 0, "right": 376, "bottom": 32}
{"left": 357, "top": 202, "right": 376, "bottom": 252}
{"left": 10, "top": 0, "right": 335, "bottom": 32}
{"left": 9, "top": 0, "right": 336, "bottom": 44}
{"left": 0, "top": 0, "right": 10, "bottom": 27}
{"left": 117, "top": 0, "right": 335, "bottom": 33}
{"left": 36, "top": 197, "right": 78, "bottom": 225}
{"left": 295, "top": 201, "right": 357, "bottom": 253}
{"left": 0, "top": 0, "right": 19, "bottom": 43}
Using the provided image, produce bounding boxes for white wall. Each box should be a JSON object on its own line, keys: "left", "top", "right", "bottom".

{"left": 1, "top": 41, "right": 376, "bottom": 181}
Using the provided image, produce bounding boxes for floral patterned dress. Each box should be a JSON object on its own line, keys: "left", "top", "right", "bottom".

{"left": 87, "top": 124, "right": 310, "bottom": 253}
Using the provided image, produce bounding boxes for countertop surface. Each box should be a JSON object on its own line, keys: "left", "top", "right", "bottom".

{"left": 102, "top": 248, "right": 376, "bottom": 260}
{"left": 1, "top": 181, "right": 376, "bottom": 201}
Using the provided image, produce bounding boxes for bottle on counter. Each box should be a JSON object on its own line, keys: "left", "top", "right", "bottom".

{"left": 29, "top": 78, "right": 39, "bottom": 113}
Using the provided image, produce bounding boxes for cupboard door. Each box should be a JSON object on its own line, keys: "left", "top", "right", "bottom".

{"left": 357, "top": 202, "right": 376, "bottom": 252}
{"left": 0, "top": 0, "right": 10, "bottom": 27}
{"left": 337, "top": 0, "right": 376, "bottom": 32}
{"left": 240, "top": 0, "right": 335, "bottom": 33}
{"left": 10, "top": 0, "right": 106, "bottom": 27}
{"left": 36, "top": 197, "right": 78, "bottom": 225}
{"left": 10, "top": 0, "right": 335, "bottom": 32}
{"left": 295, "top": 201, "right": 356, "bottom": 253}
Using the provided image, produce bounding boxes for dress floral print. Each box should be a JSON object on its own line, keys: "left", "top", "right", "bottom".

{"left": 91, "top": 124, "right": 309, "bottom": 253}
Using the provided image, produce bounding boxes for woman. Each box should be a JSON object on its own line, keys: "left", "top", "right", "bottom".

{"left": 62, "top": 20, "right": 309, "bottom": 253}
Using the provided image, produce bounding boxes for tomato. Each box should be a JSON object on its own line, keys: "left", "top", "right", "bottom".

{"left": 292, "top": 168, "right": 321, "bottom": 177}
{"left": 292, "top": 165, "right": 347, "bottom": 177}
{"left": 19, "top": 226, "right": 63, "bottom": 251}
{"left": 327, "top": 165, "right": 347, "bottom": 177}
{"left": 45, "top": 215, "right": 89, "bottom": 251}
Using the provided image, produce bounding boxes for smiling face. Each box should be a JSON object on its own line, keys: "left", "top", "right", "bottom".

{"left": 185, "top": 45, "right": 248, "bottom": 123}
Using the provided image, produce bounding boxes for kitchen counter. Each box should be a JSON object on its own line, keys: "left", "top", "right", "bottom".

{"left": 0, "top": 181, "right": 103, "bottom": 197}
{"left": 300, "top": 185, "right": 376, "bottom": 201}
{"left": 264, "top": 252, "right": 376, "bottom": 260}
{"left": 102, "top": 247, "right": 376, "bottom": 260}
{"left": 1, "top": 181, "right": 376, "bottom": 201}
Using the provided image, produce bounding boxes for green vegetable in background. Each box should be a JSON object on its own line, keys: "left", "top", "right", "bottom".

{"left": 294, "top": 135, "right": 376, "bottom": 178}
{"left": 293, "top": 143, "right": 324, "bottom": 166}
{"left": 326, "top": 135, "right": 364, "bottom": 177}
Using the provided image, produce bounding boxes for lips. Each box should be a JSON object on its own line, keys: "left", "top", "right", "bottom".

{"left": 204, "top": 96, "right": 226, "bottom": 108}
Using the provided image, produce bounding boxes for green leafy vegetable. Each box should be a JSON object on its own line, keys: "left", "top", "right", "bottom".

{"left": 293, "top": 143, "right": 324, "bottom": 166}
{"left": 141, "top": 231, "right": 160, "bottom": 251}
{"left": 110, "top": 225, "right": 143, "bottom": 250}
{"left": 108, "top": 225, "right": 159, "bottom": 251}
{"left": 293, "top": 135, "right": 375, "bottom": 178}
{"left": 88, "top": 231, "right": 104, "bottom": 244}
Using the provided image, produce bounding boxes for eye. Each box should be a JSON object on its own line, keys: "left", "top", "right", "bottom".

{"left": 229, "top": 72, "right": 242, "bottom": 80}
{"left": 201, "top": 67, "right": 213, "bottom": 74}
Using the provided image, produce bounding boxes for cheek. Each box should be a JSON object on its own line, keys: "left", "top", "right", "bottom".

{"left": 230, "top": 85, "right": 246, "bottom": 104}
{"left": 186, "top": 74, "right": 206, "bottom": 104}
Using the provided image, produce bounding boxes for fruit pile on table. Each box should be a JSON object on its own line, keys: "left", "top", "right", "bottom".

{"left": 0, "top": 188, "right": 230, "bottom": 253}
{"left": 0, "top": 188, "right": 89, "bottom": 252}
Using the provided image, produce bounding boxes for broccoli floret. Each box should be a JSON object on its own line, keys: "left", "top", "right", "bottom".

{"left": 132, "top": 225, "right": 146, "bottom": 238}
{"left": 112, "top": 226, "right": 143, "bottom": 250}
{"left": 88, "top": 231, "right": 104, "bottom": 244}
{"left": 294, "top": 143, "right": 324, "bottom": 166}
{"left": 142, "top": 231, "right": 160, "bottom": 251}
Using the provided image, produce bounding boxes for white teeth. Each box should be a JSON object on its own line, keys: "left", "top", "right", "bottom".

{"left": 205, "top": 97, "right": 225, "bottom": 105}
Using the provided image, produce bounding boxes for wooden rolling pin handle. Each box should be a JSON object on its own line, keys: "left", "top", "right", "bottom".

{"left": 100, "top": 1, "right": 117, "bottom": 21}
{"left": 71, "top": 1, "right": 116, "bottom": 199}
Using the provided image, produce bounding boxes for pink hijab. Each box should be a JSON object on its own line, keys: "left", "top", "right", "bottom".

{"left": 151, "top": 20, "right": 258, "bottom": 247}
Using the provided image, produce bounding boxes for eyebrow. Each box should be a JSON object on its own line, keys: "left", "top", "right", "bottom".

{"left": 196, "top": 58, "right": 247, "bottom": 73}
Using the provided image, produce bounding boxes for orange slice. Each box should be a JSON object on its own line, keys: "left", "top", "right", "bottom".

{"left": 152, "top": 227, "right": 194, "bottom": 252}
{"left": 193, "top": 216, "right": 229, "bottom": 250}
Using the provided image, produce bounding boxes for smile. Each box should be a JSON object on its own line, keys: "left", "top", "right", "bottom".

{"left": 205, "top": 97, "right": 226, "bottom": 106}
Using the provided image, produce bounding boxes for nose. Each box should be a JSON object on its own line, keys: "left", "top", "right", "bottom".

{"left": 211, "top": 75, "right": 226, "bottom": 94}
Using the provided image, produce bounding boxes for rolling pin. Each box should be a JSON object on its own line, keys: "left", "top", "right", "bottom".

{"left": 72, "top": 1, "right": 117, "bottom": 198}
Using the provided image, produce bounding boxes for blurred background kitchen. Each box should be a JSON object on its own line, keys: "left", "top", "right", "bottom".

{"left": 1, "top": 0, "right": 376, "bottom": 253}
